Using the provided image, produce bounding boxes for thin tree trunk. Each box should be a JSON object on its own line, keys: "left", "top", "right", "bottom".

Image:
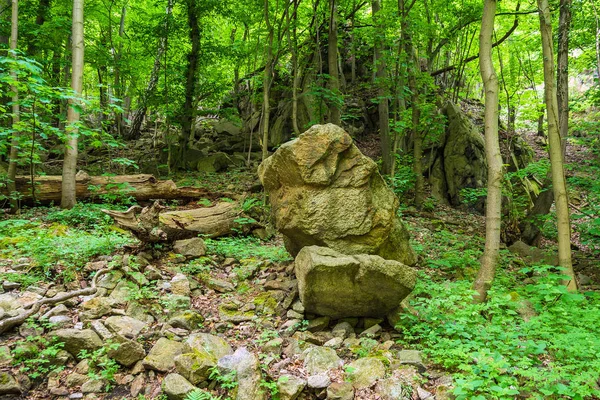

{"left": 537, "top": 0, "right": 577, "bottom": 292}
{"left": 557, "top": 0, "right": 571, "bottom": 154}
{"left": 114, "top": 5, "right": 126, "bottom": 137}
{"left": 61, "top": 0, "right": 84, "bottom": 209}
{"left": 7, "top": 0, "right": 19, "bottom": 211}
{"left": 262, "top": 0, "right": 274, "bottom": 161}
{"left": 373, "top": 0, "right": 391, "bottom": 174}
{"left": 179, "top": 0, "right": 200, "bottom": 163}
{"left": 288, "top": 0, "right": 301, "bottom": 135}
{"left": 327, "top": 0, "right": 341, "bottom": 125}
{"left": 473, "top": 0, "right": 502, "bottom": 303}
{"left": 591, "top": 0, "right": 600, "bottom": 82}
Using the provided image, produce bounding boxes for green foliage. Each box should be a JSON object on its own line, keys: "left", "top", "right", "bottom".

{"left": 397, "top": 268, "right": 600, "bottom": 399}
{"left": 390, "top": 153, "right": 416, "bottom": 198}
{"left": 205, "top": 236, "right": 291, "bottom": 262}
{"left": 78, "top": 343, "right": 121, "bottom": 391}
{"left": 12, "top": 321, "right": 65, "bottom": 380}
{"left": 209, "top": 366, "right": 238, "bottom": 390}
{"left": 185, "top": 389, "right": 223, "bottom": 400}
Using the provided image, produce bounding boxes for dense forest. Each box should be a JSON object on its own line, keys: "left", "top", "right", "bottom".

{"left": 1, "top": 0, "right": 600, "bottom": 398}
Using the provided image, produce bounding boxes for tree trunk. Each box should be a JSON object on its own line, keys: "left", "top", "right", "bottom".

{"left": 262, "top": 0, "right": 274, "bottom": 161}
{"left": 179, "top": 0, "right": 200, "bottom": 163}
{"left": 557, "top": 0, "right": 571, "bottom": 154}
{"left": 538, "top": 0, "right": 577, "bottom": 292}
{"left": 9, "top": 174, "right": 234, "bottom": 203}
{"left": 114, "top": 5, "right": 126, "bottom": 137}
{"left": 61, "top": 0, "right": 84, "bottom": 209}
{"left": 26, "top": 0, "right": 50, "bottom": 56}
{"left": 473, "top": 0, "right": 502, "bottom": 303}
{"left": 288, "top": 0, "right": 301, "bottom": 135}
{"left": 103, "top": 201, "right": 250, "bottom": 242}
{"left": 372, "top": 0, "right": 391, "bottom": 175}
{"left": 7, "top": 0, "right": 19, "bottom": 211}
{"left": 327, "top": 0, "right": 341, "bottom": 125}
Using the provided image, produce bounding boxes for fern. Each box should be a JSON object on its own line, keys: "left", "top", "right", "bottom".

{"left": 185, "top": 389, "right": 222, "bottom": 400}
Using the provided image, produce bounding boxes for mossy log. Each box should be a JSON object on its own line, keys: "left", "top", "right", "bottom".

{"left": 102, "top": 200, "right": 249, "bottom": 242}
{"left": 10, "top": 173, "right": 235, "bottom": 203}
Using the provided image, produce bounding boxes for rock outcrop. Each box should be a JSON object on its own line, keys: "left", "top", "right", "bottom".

{"left": 258, "top": 123, "right": 416, "bottom": 266}
{"left": 295, "top": 246, "right": 416, "bottom": 319}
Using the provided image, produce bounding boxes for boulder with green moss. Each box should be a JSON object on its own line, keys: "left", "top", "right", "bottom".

{"left": 258, "top": 123, "right": 416, "bottom": 266}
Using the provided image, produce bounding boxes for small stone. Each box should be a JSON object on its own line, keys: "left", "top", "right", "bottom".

{"left": 170, "top": 274, "right": 191, "bottom": 296}
{"left": 163, "top": 294, "right": 191, "bottom": 311}
{"left": 417, "top": 387, "right": 434, "bottom": 399}
{"left": 292, "top": 300, "right": 305, "bottom": 314}
{"left": 359, "top": 324, "right": 382, "bottom": 337}
{"left": 104, "top": 315, "right": 147, "bottom": 339}
{"left": 80, "top": 297, "right": 112, "bottom": 320}
{"left": 50, "top": 387, "right": 70, "bottom": 396}
{"left": 307, "top": 373, "right": 330, "bottom": 389}
{"left": 42, "top": 304, "right": 69, "bottom": 319}
{"left": 0, "top": 346, "right": 12, "bottom": 366}
{"left": 97, "top": 270, "right": 124, "bottom": 290}
{"left": 327, "top": 381, "right": 354, "bottom": 400}
{"left": 81, "top": 379, "right": 106, "bottom": 393}
{"left": 323, "top": 337, "right": 343, "bottom": 349}
{"left": 303, "top": 346, "right": 342, "bottom": 375}
{"left": 307, "top": 317, "right": 330, "bottom": 332}
{"left": 108, "top": 336, "right": 146, "bottom": 367}
{"left": 130, "top": 374, "right": 145, "bottom": 397}
{"left": 162, "top": 373, "right": 196, "bottom": 400}
{"left": 69, "top": 392, "right": 84, "bottom": 399}
{"left": 277, "top": 374, "right": 306, "bottom": 400}
{"left": 287, "top": 310, "right": 304, "bottom": 320}
{"left": 206, "top": 278, "right": 235, "bottom": 293}
{"left": 262, "top": 337, "right": 284, "bottom": 354}
{"left": 173, "top": 238, "right": 207, "bottom": 258}
{"left": 0, "top": 372, "right": 21, "bottom": 395}
{"left": 74, "top": 359, "right": 90, "bottom": 374}
{"left": 128, "top": 271, "right": 150, "bottom": 286}
{"left": 396, "top": 350, "right": 425, "bottom": 372}
{"left": 109, "top": 280, "right": 136, "bottom": 305}
{"left": 126, "top": 302, "right": 155, "bottom": 324}
{"left": 48, "top": 315, "right": 71, "bottom": 328}
{"left": 3, "top": 281, "right": 20, "bottom": 290}
{"left": 143, "top": 338, "right": 189, "bottom": 372}
{"left": 332, "top": 322, "right": 354, "bottom": 339}
{"left": 90, "top": 320, "right": 114, "bottom": 340}
{"left": 144, "top": 265, "right": 163, "bottom": 281}
{"left": 168, "top": 310, "right": 204, "bottom": 331}
{"left": 345, "top": 357, "right": 386, "bottom": 389}
{"left": 66, "top": 372, "right": 89, "bottom": 388}
{"left": 363, "top": 318, "right": 384, "bottom": 329}
{"left": 375, "top": 377, "right": 409, "bottom": 400}
{"left": 52, "top": 329, "right": 102, "bottom": 359}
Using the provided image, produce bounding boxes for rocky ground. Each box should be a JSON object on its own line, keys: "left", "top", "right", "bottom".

{"left": 0, "top": 230, "right": 455, "bottom": 400}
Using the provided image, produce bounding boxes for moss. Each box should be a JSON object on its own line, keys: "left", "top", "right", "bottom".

{"left": 253, "top": 292, "right": 278, "bottom": 314}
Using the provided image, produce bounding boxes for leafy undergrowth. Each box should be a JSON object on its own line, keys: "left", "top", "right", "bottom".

{"left": 0, "top": 203, "right": 133, "bottom": 285}
{"left": 398, "top": 222, "right": 600, "bottom": 400}
{"left": 205, "top": 236, "right": 292, "bottom": 263}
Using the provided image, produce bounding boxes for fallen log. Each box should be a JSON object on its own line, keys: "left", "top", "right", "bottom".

{"left": 103, "top": 200, "right": 252, "bottom": 242}
{"left": 10, "top": 172, "right": 237, "bottom": 203}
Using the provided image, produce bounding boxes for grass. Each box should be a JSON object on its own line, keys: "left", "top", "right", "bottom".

{"left": 204, "top": 236, "right": 292, "bottom": 262}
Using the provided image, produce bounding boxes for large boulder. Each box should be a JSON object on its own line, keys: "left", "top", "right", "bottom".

{"left": 295, "top": 246, "right": 416, "bottom": 319}
{"left": 258, "top": 124, "right": 415, "bottom": 266}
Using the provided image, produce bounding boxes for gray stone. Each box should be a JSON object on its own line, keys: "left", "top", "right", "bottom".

{"left": 0, "top": 372, "right": 21, "bottom": 395}
{"left": 48, "top": 315, "right": 71, "bottom": 328}
{"left": 162, "top": 373, "right": 196, "bottom": 400}
{"left": 0, "top": 346, "right": 12, "bottom": 367}
{"left": 170, "top": 274, "right": 191, "bottom": 296}
{"left": 206, "top": 278, "right": 235, "bottom": 293}
{"left": 258, "top": 124, "right": 416, "bottom": 265}
{"left": 417, "top": 387, "right": 434, "bottom": 399}
{"left": 104, "top": 315, "right": 147, "bottom": 339}
{"left": 197, "top": 152, "right": 232, "bottom": 173}
{"left": 307, "top": 373, "right": 330, "bottom": 389}
{"left": 327, "top": 382, "right": 354, "bottom": 400}
{"left": 52, "top": 329, "right": 102, "bottom": 359}
{"left": 303, "top": 346, "right": 342, "bottom": 375}
{"left": 42, "top": 304, "right": 69, "bottom": 319}
{"left": 375, "top": 377, "right": 410, "bottom": 400}
{"left": 277, "top": 375, "right": 306, "bottom": 400}
{"left": 97, "top": 270, "right": 124, "bottom": 290}
{"left": 143, "top": 338, "right": 189, "bottom": 372}
{"left": 396, "top": 350, "right": 425, "bottom": 372}
{"left": 217, "top": 347, "right": 266, "bottom": 400}
{"left": 168, "top": 310, "right": 204, "bottom": 331}
{"left": 307, "top": 317, "right": 330, "bottom": 332}
{"left": 332, "top": 322, "right": 354, "bottom": 339}
{"left": 360, "top": 324, "right": 382, "bottom": 337}
{"left": 108, "top": 336, "right": 146, "bottom": 367}
{"left": 66, "top": 373, "right": 89, "bottom": 388}
{"left": 81, "top": 378, "right": 106, "bottom": 393}
{"left": 109, "top": 281, "right": 136, "bottom": 305}
{"left": 296, "top": 246, "right": 416, "bottom": 319}
{"left": 173, "top": 238, "right": 207, "bottom": 258}
{"left": 345, "top": 357, "right": 386, "bottom": 389}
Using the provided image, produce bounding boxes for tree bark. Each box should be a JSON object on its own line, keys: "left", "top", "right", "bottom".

{"left": 327, "top": 0, "right": 341, "bottom": 125}
{"left": 557, "top": 0, "right": 571, "bottom": 154}
{"left": 538, "top": 0, "right": 577, "bottom": 292}
{"left": 7, "top": 0, "right": 19, "bottom": 211}
{"left": 61, "top": 0, "right": 84, "bottom": 209}
{"left": 114, "top": 5, "right": 126, "bottom": 137}
{"left": 179, "top": 0, "right": 200, "bottom": 162}
{"left": 372, "top": 0, "right": 391, "bottom": 175}
{"left": 473, "top": 0, "right": 503, "bottom": 303}
{"left": 262, "top": 0, "right": 274, "bottom": 161}
{"left": 9, "top": 174, "right": 234, "bottom": 204}
{"left": 287, "top": 0, "right": 301, "bottom": 135}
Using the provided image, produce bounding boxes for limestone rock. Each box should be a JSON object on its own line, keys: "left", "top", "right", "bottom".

{"left": 143, "top": 338, "right": 189, "bottom": 372}
{"left": 108, "top": 336, "right": 146, "bottom": 367}
{"left": 217, "top": 347, "right": 265, "bottom": 400}
{"left": 258, "top": 123, "right": 415, "bottom": 265}
{"left": 307, "top": 373, "right": 330, "bottom": 389}
{"left": 277, "top": 375, "right": 306, "bottom": 400}
{"left": 327, "top": 382, "right": 354, "bottom": 400}
{"left": 52, "top": 329, "right": 102, "bottom": 359}
{"left": 170, "top": 274, "right": 191, "bottom": 296}
{"left": 168, "top": 310, "right": 204, "bottom": 331}
{"left": 173, "top": 333, "right": 233, "bottom": 384}
{"left": 345, "top": 357, "right": 385, "bottom": 389}
{"left": 173, "top": 238, "right": 207, "bottom": 258}
{"left": 0, "top": 346, "right": 12, "bottom": 367}
{"left": 105, "top": 316, "right": 147, "bottom": 339}
{"left": 0, "top": 372, "right": 21, "bottom": 395}
{"left": 375, "top": 377, "right": 409, "bottom": 400}
{"left": 296, "top": 246, "right": 416, "bottom": 319}
{"left": 303, "top": 346, "right": 342, "bottom": 375}
{"left": 162, "top": 373, "right": 196, "bottom": 400}
{"left": 81, "top": 379, "right": 106, "bottom": 393}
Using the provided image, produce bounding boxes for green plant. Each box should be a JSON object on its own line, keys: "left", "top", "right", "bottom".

{"left": 209, "top": 366, "right": 238, "bottom": 390}
{"left": 12, "top": 330, "right": 65, "bottom": 380}
{"left": 78, "top": 343, "right": 121, "bottom": 390}
{"left": 259, "top": 379, "right": 279, "bottom": 399}
{"left": 185, "top": 390, "right": 223, "bottom": 400}
{"left": 205, "top": 237, "right": 291, "bottom": 262}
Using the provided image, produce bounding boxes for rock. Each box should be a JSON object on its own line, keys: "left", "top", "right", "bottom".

{"left": 0, "top": 293, "right": 20, "bottom": 313}
{"left": 170, "top": 274, "right": 191, "bottom": 296}
{"left": 345, "top": 357, "right": 386, "bottom": 389}
{"left": 109, "top": 280, "right": 136, "bottom": 305}
{"left": 144, "top": 265, "right": 163, "bottom": 281}
{"left": 104, "top": 316, "right": 147, "bottom": 339}
{"left": 48, "top": 315, "right": 71, "bottom": 328}
{"left": 162, "top": 373, "right": 196, "bottom": 400}
{"left": 97, "top": 270, "right": 124, "bottom": 290}
{"left": 327, "top": 382, "right": 354, "bottom": 400}
{"left": 187, "top": 333, "right": 233, "bottom": 359}
{"left": 417, "top": 386, "right": 434, "bottom": 399}
{"left": 173, "top": 333, "right": 233, "bottom": 384}
{"left": 508, "top": 241, "right": 558, "bottom": 266}
{"left": 66, "top": 373, "right": 89, "bottom": 388}
{"left": 0, "top": 346, "right": 12, "bottom": 367}
{"left": 258, "top": 124, "right": 416, "bottom": 265}
{"left": 363, "top": 318, "right": 384, "bottom": 329}
{"left": 2, "top": 281, "right": 20, "bottom": 290}
{"left": 109, "top": 336, "right": 146, "bottom": 367}
{"left": 307, "top": 373, "right": 330, "bottom": 389}
{"left": 217, "top": 347, "right": 265, "bottom": 400}
{"left": 292, "top": 300, "right": 305, "bottom": 313}
{"left": 375, "top": 377, "right": 409, "bottom": 400}
{"left": 277, "top": 375, "right": 306, "bottom": 400}
{"left": 206, "top": 277, "right": 235, "bottom": 293}
{"left": 52, "top": 329, "right": 102, "bottom": 358}
{"left": 360, "top": 324, "right": 382, "bottom": 337}
{"left": 129, "top": 271, "right": 150, "bottom": 286}
{"left": 296, "top": 246, "right": 416, "bottom": 319}
{"left": 396, "top": 350, "right": 425, "bottom": 372}
{"left": 143, "top": 338, "right": 189, "bottom": 372}
{"left": 287, "top": 310, "right": 304, "bottom": 320}
{"left": 307, "top": 317, "right": 330, "bottom": 332}
{"left": 48, "top": 349, "right": 73, "bottom": 366}
{"left": 42, "top": 304, "right": 69, "bottom": 319}
{"left": 303, "top": 346, "right": 342, "bottom": 375}
{"left": 164, "top": 294, "right": 191, "bottom": 310}
{"left": 130, "top": 374, "right": 145, "bottom": 397}
{"left": 126, "top": 302, "right": 155, "bottom": 324}
{"left": 0, "top": 372, "right": 21, "bottom": 395}
{"left": 332, "top": 322, "right": 354, "bottom": 339}
{"left": 168, "top": 311, "right": 204, "bottom": 331}
{"left": 197, "top": 152, "right": 232, "bottom": 172}
{"left": 173, "top": 238, "right": 207, "bottom": 258}
{"left": 323, "top": 337, "right": 343, "bottom": 349}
